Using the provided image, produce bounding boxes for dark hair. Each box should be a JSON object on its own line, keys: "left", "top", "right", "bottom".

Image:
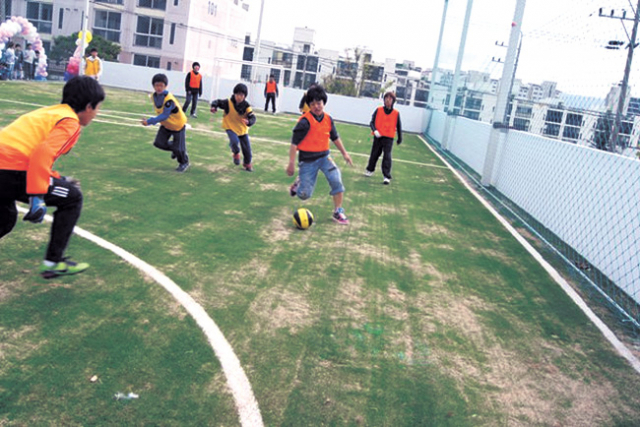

{"left": 233, "top": 83, "right": 248, "bottom": 96}
{"left": 152, "top": 73, "right": 168, "bottom": 86}
{"left": 35, "top": 50, "right": 40, "bottom": 55}
{"left": 192, "top": 62, "right": 200, "bottom": 69}
{"left": 305, "top": 85, "right": 328, "bottom": 105}
{"left": 26, "top": 43, "right": 32, "bottom": 48}
{"left": 269, "top": 74, "right": 275, "bottom": 78}
{"left": 62, "top": 76, "right": 106, "bottom": 113}
{"left": 383, "top": 91, "right": 396, "bottom": 103}
{"left": 90, "top": 48, "right": 98, "bottom": 53}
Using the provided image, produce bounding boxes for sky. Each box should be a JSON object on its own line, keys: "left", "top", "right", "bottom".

{"left": 245, "top": 0, "right": 640, "bottom": 99}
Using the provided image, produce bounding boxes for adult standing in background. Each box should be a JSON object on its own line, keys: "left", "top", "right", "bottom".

{"left": 23, "top": 43, "right": 35, "bottom": 80}
{"left": 182, "top": 62, "right": 203, "bottom": 118}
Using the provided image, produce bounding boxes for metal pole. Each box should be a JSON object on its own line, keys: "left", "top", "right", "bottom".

{"left": 446, "top": 0, "right": 473, "bottom": 114}
{"left": 429, "top": 0, "right": 449, "bottom": 108}
{"left": 79, "top": 0, "right": 90, "bottom": 76}
{"left": 610, "top": 0, "right": 640, "bottom": 152}
{"left": 481, "top": 0, "right": 527, "bottom": 186}
{"left": 441, "top": 0, "right": 473, "bottom": 150}
{"left": 252, "top": 0, "right": 266, "bottom": 82}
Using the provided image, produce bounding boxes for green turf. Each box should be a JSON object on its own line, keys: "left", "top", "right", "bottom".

{"left": 1, "top": 80, "right": 640, "bottom": 426}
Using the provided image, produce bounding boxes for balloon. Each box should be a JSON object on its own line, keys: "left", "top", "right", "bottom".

{"left": 0, "top": 16, "right": 48, "bottom": 78}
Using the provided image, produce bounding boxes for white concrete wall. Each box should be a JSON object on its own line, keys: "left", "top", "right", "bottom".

{"left": 100, "top": 61, "right": 429, "bottom": 132}
{"left": 426, "top": 112, "right": 640, "bottom": 304}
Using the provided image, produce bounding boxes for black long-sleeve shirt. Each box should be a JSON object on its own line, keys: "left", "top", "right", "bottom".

{"left": 210, "top": 97, "right": 257, "bottom": 127}
{"left": 370, "top": 106, "right": 403, "bottom": 143}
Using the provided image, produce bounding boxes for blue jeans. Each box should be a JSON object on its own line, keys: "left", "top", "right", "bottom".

{"left": 227, "top": 130, "right": 252, "bottom": 165}
{"left": 297, "top": 154, "right": 345, "bottom": 200}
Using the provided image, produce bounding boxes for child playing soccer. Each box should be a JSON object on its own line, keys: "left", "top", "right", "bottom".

{"left": 210, "top": 83, "right": 257, "bottom": 172}
{"left": 141, "top": 73, "right": 190, "bottom": 172}
{"left": 286, "top": 85, "right": 353, "bottom": 224}
{"left": 0, "top": 76, "right": 105, "bottom": 278}
{"left": 364, "top": 91, "right": 403, "bottom": 185}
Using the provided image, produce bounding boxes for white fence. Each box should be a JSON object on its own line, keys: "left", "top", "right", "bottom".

{"left": 100, "top": 61, "right": 429, "bottom": 132}
{"left": 426, "top": 112, "right": 640, "bottom": 308}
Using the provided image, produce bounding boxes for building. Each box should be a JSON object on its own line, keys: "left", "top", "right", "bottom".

{"left": 7, "top": 0, "right": 251, "bottom": 74}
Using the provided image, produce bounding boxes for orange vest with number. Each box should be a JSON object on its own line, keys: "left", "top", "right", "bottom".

{"left": 297, "top": 112, "right": 332, "bottom": 152}
{"left": 188, "top": 71, "right": 202, "bottom": 89}
{"left": 374, "top": 107, "right": 399, "bottom": 138}
{"left": 266, "top": 80, "right": 277, "bottom": 94}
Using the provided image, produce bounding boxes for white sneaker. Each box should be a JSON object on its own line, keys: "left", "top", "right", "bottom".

{"left": 383, "top": 178, "right": 390, "bottom": 185}
{"left": 364, "top": 170, "right": 373, "bottom": 177}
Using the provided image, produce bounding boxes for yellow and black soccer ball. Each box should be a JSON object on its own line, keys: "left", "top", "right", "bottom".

{"left": 292, "top": 208, "right": 314, "bottom": 230}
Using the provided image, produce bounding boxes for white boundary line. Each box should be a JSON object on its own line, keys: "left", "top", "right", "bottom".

{"left": 17, "top": 207, "right": 264, "bottom": 427}
{"left": 417, "top": 135, "right": 640, "bottom": 374}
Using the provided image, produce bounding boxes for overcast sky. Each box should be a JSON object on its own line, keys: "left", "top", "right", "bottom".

{"left": 246, "top": 0, "right": 640, "bottom": 99}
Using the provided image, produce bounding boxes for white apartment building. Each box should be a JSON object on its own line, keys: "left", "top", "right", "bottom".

{"left": 8, "top": 0, "right": 251, "bottom": 74}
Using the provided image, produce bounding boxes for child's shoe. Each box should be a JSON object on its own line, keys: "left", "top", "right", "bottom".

{"left": 364, "top": 170, "right": 373, "bottom": 177}
{"left": 332, "top": 207, "right": 349, "bottom": 225}
{"left": 176, "top": 162, "right": 190, "bottom": 173}
{"left": 383, "top": 177, "right": 390, "bottom": 185}
{"left": 233, "top": 153, "right": 241, "bottom": 165}
{"left": 39, "top": 258, "right": 90, "bottom": 279}
{"left": 243, "top": 163, "right": 253, "bottom": 172}
{"left": 289, "top": 176, "right": 300, "bottom": 197}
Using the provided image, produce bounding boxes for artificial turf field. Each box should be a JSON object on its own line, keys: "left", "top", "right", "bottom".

{"left": 1, "top": 80, "right": 640, "bottom": 426}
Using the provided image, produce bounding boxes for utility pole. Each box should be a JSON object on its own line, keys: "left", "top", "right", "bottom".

{"left": 599, "top": 2, "right": 640, "bottom": 152}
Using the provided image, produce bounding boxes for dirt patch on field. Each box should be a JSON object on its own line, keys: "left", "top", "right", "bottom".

{"left": 333, "top": 278, "right": 368, "bottom": 324}
{"left": 261, "top": 207, "right": 294, "bottom": 243}
{"left": 415, "top": 222, "right": 453, "bottom": 237}
{"left": 250, "top": 286, "right": 316, "bottom": 335}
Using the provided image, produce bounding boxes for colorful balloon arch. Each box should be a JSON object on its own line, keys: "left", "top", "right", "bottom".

{"left": 64, "top": 31, "right": 92, "bottom": 81}
{"left": 0, "top": 16, "right": 48, "bottom": 79}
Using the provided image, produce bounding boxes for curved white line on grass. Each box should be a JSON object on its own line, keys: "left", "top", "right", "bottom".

{"left": 17, "top": 207, "right": 264, "bottom": 426}
{"left": 417, "top": 135, "right": 640, "bottom": 374}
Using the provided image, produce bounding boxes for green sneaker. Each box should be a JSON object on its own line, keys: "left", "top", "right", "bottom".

{"left": 39, "top": 259, "right": 90, "bottom": 279}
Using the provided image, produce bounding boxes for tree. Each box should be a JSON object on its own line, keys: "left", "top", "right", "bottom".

{"left": 49, "top": 32, "right": 121, "bottom": 63}
{"left": 322, "top": 47, "right": 363, "bottom": 98}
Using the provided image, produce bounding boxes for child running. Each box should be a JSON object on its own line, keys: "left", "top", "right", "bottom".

{"left": 141, "top": 73, "right": 190, "bottom": 172}
{"left": 0, "top": 76, "right": 105, "bottom": 278}
{"left": 287, "top": 85, "right": 353, "bottom": 224}
{"left": 210, "top": 83, "right": 257, "bottom": 172}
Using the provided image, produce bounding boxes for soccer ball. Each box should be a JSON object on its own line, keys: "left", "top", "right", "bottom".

{"left": 292, "top": 208, "right": 314, "bottom": 230}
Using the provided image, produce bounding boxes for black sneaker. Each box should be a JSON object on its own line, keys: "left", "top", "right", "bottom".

{"left": 176, "top": 163, "right": 190, "bottom": 173}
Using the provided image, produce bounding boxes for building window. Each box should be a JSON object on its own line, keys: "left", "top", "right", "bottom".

{"left": 174, "top": 0, "right": 179, "bottom": 5}
{"left": 303, "top": 44, "right": 310, "bottom": 53}
{"left": 546, "top": 110, "right": 563, "bottom": 124}
{"left": 135, "top": 16, "right": 164, "bottom": 48}
{"left": 243, "top": 46, "right": 254, "bottom": 61}
{"left": 513, "top": 118, "right": 530, "bottom": 132}
{"left": 566, "top": 113, "right": 583, "bottom": 127}
{"left": 93, "top": 11, "right": 121, "bottom": 43}
{"left": 26, "top": 2, "right": 53, "bottom": 34}
{"left": 170, "top": 23, "right": 176, "bottom": 44}
{"left": 58, "top": 8, "right": 63, "bottom": 29}
{"left": 95, "top": 0, "right": 124, "bottom": 4}
{"left": 544, "top": 123, "right": 561, "bottom": 137}
{"left": 563, "top": 126, "right": 580, "bottom": 140}
{"left": 133, "top": 54, "right": 160, "bottom": 68}
{"left": 241, "top": 64, "right": 252, "bottom": 81}
{"left": 138, "top": 0, "right": 167, "bottom": 10}
{"left": 167, "top": 62, "right": 172, "bottom": 71}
